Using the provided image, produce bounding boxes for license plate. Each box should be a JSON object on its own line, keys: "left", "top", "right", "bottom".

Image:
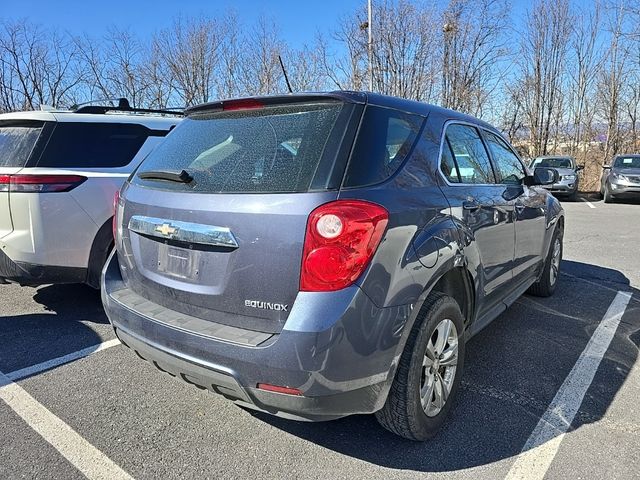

{"left": 157, "top": 244, "right": 201, "bottom": 280}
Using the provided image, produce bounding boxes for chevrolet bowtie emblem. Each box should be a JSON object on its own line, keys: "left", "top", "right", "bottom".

{"left": 155, "top": 223, "right": 177, "bottom": 236}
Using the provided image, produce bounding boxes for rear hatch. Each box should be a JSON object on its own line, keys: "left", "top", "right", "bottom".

{"left": 118, "top": 96, "right": 362, "bottom": 334}
{"left": 0, "top": 120, "right": 46, "bottom": 238}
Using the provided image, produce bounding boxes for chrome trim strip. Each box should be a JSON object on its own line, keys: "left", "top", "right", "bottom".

{"left": 128, "top": 215, "right": 239, "bottom": 248}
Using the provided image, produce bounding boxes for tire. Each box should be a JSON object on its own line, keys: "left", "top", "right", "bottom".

{"left": 603, "top": 185, "right": 614, "bottom": 203}
{"left": 566, "top": 190, "right": 578, "bottom": 202}
{"left": 527, "top": 227, "right": 562, "bottom": 297}
{"left": 375, "top": 292, "right": 465, "bottom": 441}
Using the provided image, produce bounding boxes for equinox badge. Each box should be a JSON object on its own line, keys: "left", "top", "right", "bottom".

{"left": 245, "top": 300, "right": 289, "bottom": 312}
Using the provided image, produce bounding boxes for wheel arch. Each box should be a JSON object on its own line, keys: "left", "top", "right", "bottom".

{"left": 86, "top": 217, "right": 114, "bottom": 289}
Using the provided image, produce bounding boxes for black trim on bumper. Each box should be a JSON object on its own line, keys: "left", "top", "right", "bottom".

{"left": 0, "top": 249, "right": 87, "bottom": 285}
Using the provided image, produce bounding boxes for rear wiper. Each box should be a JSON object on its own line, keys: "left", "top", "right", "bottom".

{"left": 138, "top": 169, "right": 193, "bottom": 184}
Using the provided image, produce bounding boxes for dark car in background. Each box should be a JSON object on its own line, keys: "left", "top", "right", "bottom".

{"left": 601, "top": 154, "right": 640, "bottom": 203}
{"left": 102, "top": 92, "right": 564, "bottom": 441}
{"left": 530, "top": 156, "right": 583, "bottom": 200}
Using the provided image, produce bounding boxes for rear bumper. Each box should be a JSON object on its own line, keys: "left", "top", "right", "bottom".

{"left": 101, "top": 251, "right": 409, "bottom": 421}
{"left": 0, "top": 248, "right": 87, "bottom": 285}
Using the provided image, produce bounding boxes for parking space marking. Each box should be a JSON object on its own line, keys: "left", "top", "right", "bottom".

{"left": 0, "top": 369, "right": 133, "bottom": 480}
{"left": 580, "top": 198, "right": 596, "bottom": 208}
{"left": 6, "top": 339, "right": 121, "bottom": 382}
{"left": 504, "top": 290, "right": 632, "bottom": 480}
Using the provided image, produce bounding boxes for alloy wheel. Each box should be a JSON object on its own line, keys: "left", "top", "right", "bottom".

{"left": 420, "top": 318, "right": 459, "bottom": 417}
{"left": 550, "top": 237, "right": 561, "bottom": 285}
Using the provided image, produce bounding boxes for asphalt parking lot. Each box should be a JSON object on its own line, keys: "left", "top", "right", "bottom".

{"left": 1, "top": 198, "right": 639, "bottom": 480}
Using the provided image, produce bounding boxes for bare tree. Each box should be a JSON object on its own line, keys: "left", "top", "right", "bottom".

{"left": 238, "top": 17, "right": 285, "bottom": 95}
{"left": 566, "top": 3, "right": 603, "bottom": 158}
{"left": 154, "top": 17, "right": 226, "bottom": 106}
{"left": 441, "top": 0, "right": 510, "bottom": 116}
{"left": 517, "top": 0, "right": 573, "bottom": 157}
{"left": 0, "top": 20, "right": 83, "bottom": 111}
{"left": 328, "top": 1, "right": 441, "bottom": 101}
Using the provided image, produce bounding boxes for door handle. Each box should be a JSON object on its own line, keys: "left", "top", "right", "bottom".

{"left": 462, "top": 200, "right": 481, "bottom": 211}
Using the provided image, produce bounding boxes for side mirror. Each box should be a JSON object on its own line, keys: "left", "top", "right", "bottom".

{"left": 524, "top": 167, "right": 558, "bottom": 186}
{"left": 576, "top": 165, "right": 585, "bottom": 171}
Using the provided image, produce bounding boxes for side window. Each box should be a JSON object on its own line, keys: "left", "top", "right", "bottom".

{"left": 343, "top": 106, "right": 423, "bottom": 187}
{"left": 37, "top": 123, "right": 151, "bottom": 168}
{"left": 440, "top": 139, "right": 460, "bottom": 183}
{"left": 444, "top": 124, "right": 496, "bottom": 184}
{"left": 483, "top": 131, "right": 526, "bottom": 185}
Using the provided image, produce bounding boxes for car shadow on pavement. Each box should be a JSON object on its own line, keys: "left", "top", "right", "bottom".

{"left": 0, "top": 284, "right": 108, "bottom": 374}
{"left": 248, "top": 260, "right": 639, "bottom": 473}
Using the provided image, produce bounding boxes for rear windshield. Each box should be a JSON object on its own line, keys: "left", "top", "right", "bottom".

{"left": 38, "top": 122, "right": 151, "bottom": 168}
{"left": 614, "top": 156, "right": 640, "bottom": 168}
{"left": 532, "top": 157, "right": 573, "bottom": 168}
{"left": 133, "top": 103, "right": 344, "bottom": 193}
{"left": 0, "top": 122, "right": 43, "bottom": 167}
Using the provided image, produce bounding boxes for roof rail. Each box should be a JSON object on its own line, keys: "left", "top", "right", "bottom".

{"left": 71, "top": 98, "right": 184, "bottom": 116}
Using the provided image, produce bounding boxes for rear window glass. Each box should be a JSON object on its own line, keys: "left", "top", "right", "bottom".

{"left": 343, "top": 106, "right": 423, "bottom": 187}
{"left": 133, "top": 103, "right": 343, "bottom": 193}
{"left": 38, "top": 123, "right": 150, "bottom": 168}
{"left": 0, "top": 123, "right": 43, "bottom": 167}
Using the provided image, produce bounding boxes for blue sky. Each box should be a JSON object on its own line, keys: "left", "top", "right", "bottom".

{"left": 0, "top": 0, "right": 540, "bottom": 47}
{"left": 0, "top": 0, "right": 365, "bottom": 46}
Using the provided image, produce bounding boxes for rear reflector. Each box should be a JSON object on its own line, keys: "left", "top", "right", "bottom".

{"left": 257, "top": 383, "right": 303, "bottom": 396}
{"left": 0, "top": 174, "right": 87, "bottom": 193}
{"left": 222, "top": 99, "right": 264, "bottom": 111}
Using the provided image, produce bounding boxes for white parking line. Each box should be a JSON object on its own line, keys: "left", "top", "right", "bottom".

{"left": 0, "top": 368, "right": 133, "bottom": 480}
{"left": 505, "top": 291, "right": 632, "bottom": 480}
{"left": 580, "top": 198, "right": 596, "bottom": 208}
{"left": 6, "top": 338, "right": 120, "bottom": 381}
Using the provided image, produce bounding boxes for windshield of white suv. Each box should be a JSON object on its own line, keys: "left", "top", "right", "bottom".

{"left": 0, "top": 122, "right": 43, "bottom": 167}
{"left": 613, "top": 156, "right": 640, "bottom": 168}
{"left": 532, "top": 157, "right": 573, "bottom": 168}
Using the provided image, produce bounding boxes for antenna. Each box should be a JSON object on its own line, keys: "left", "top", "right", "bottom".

{"left": 278, "top": 55, "right": 294, "bottom": 94}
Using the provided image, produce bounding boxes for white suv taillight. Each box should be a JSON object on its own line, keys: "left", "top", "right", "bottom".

{"left": 0, "top": 174, "right": 87, "bottom": 192}
{"left": 300, "top": 200, "right": 388, "bottom": 292}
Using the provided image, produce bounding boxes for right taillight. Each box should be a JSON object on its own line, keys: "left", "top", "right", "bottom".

{"left": 300, "top": 200, "right": 389, "bottom": 292}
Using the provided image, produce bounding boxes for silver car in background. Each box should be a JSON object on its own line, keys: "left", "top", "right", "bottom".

{"left": 530, "top": 156, "right": 583, "bottom": 200}
{"left": 600, "top": 154, "right": 640, "bottom": 203}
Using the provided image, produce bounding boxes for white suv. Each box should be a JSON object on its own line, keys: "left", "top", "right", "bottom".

{"left": 0, "top": 101, "right": 181, "bottom": 288}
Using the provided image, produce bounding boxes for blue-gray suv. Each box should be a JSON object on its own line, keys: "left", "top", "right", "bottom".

{"left": 102, "top": 92, "right": 564, "bottom": 440}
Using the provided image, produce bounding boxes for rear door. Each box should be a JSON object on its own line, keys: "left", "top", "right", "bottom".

{"left": 118, "top": 100, "right": 358, "bottom": 334}
{"left": 437, "top": 122, "right": 515, "bottom": 317}
{"left": 0, "top": 121, "right": 46, "bottom": 238}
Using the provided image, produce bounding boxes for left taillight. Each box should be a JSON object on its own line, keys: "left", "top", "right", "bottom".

{"left": 112, "top": 190, "right": 121, "bottom": 241}
{"left": 0, "top": 174, "right": 86, "bottom": 193}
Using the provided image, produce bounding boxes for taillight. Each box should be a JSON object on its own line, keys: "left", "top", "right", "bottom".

{"left": 300, "top": 200, "right": 389, "bottom": 292}
{"left": 112, "top": 190, "right": 120, "bottom": 241}
{"left": 222, "top": 98, "right": 264, "bottom": 111}
{"left": 0, "top": 174, "right": 86, "bottom": 192}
